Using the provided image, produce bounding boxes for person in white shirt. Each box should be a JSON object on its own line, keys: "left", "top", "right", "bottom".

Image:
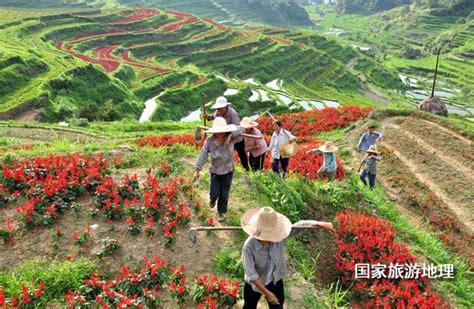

{"left": 267, "top": 120, "right": 296, "bottom": 177}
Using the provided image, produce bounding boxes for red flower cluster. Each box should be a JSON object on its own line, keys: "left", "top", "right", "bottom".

{"left": 258, "top": 106, "right": 372, "bottom": 137}
{"left": 335, "top": 210, "right": 447, "bottom": 308}
{"left": 193, "top": 274, "right": 240, "bottom": 308}
{"left": 0, "top": 217, "right": 14, "bottom": 244}
{"left": 65, "top": 256, "right": 169, "bottom": 308}
{"left": 142, "top": 175, "right": 192, "bottom": 245}
{"left": 62, "top": 256, "right": 240, "bottom": 308}
{"left": 1, "top": 154, "right": 109, "bottom": 229}
{"left": 137, "top": 133, "right": 197, "bottom": 148}
{"left": 0, "top": 282, "right": 45, "bottom": 308}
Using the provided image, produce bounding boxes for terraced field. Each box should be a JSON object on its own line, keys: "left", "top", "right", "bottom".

{"left": 1, "top": 7, "right": 402, "bottom": 122}
{"left": 304, "top": 4, "right": 474, "bottom": 116}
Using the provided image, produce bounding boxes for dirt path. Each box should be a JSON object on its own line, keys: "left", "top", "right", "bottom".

{"left": 0, "top": 126, "right": 106, "bottom": 144}
{"left": 359, "top": 85, "right": 390, "bottom": 106}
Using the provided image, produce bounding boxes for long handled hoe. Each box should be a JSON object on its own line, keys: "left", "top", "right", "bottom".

{"left": 188, "top": 225, "right": 325, "bottom": 245}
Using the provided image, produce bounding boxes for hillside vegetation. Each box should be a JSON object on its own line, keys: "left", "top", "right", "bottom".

{"left": 0, "top": 7, "right": 405, "bottom": 122}
{"left": 117, "top": 0, "right": 314, "bottom": 28}
{"left": 335, "top": 0, "right": 474, "bottom": 16}
{"left": 306, "top": 4, "right": 473, "bottom": 116}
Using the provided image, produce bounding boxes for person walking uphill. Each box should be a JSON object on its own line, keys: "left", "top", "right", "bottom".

{"left": 307, "top": 141, "right": 338, "bottom": 181}
{"left": 357, "top": 125, "right": 383, "bottom": 152}
{"left": 358, "top": 145, "right": 381, "bottom": 189}
{"left": 241, "top": 117, "right": 268, "bottom": 171}
{"left": 194, "top": 117, "right": 260, "bottom": 222}
{"left": 241, "top": 207, "right": 335, "bottom": 309}
{"left": 205, "top": 96, "right": 249, "bottom": 171}
{"left": 267, "top": 120, "right": 296, "bottom": 178}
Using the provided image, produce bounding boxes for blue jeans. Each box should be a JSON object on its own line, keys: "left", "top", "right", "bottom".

{"left": 272, "top": 157, "right": 289, "bottom": 176}
{"left": 360, "top": 169, "right": 376, "bottom": 189}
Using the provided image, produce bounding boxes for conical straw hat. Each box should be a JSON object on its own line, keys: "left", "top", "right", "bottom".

{"left": 240, "top": 117, "right": 258, "bottom": 129}
{"left": 210, "top": 96, "right": 232, "bottom": 109}
{"left": 241, "top": 207, "right": 292, "bottom": 242}
{"left": 204, "top": 117, "right": 237, "bottom": 133}
{"left": 318, "top": 141, "right": 338, "bottom": 153}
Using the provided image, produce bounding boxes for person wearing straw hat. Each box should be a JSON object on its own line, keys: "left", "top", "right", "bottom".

{"left": 194, "top": 117, "right": 248, "bottom": 222}
{"left": 357, "top": 145, "right": 381, "bottom": 189}
{"left": 267, "top": 120, "right": 296, "bottom": 178}
{"left": 357, "top": 125, "right": 383, "bottom": 153}
{"left": 241, "top": 117, "right": 268, "bottom": 171}
{"left": 241, "top": 207, "right": 335, "bottom": 308}
{"left": 204, "top": 96, "right": 249, "bottom": 171}
{"left": 307, "top": 141, "right": 338, "bottom": 181}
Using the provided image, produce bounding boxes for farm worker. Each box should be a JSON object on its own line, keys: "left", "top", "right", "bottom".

{"left": 241, "top": 207, "right": 335, "bottom": 308}
{"left": 358, "top": 145, "right": 381, "bottom": 189}
{"left": 194, "top": 117, "right": 260, "bottom": 222}
{"left": 357, "top": 125, "right": 383, "bottom": 152}
{"left": 307, "top": 141, "right": 338, "bottom": 181}
{"left": 205, "top": 96, "right": 250, "bottom": 171}
{"left": 240, "top": 117, "right": 268, "bottom": 171}
{"left": 267, "top": 120, "right": 297, "bottom": 178}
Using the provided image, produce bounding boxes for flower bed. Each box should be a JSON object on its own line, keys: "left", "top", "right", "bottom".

{"left": 0, "top": 257, "right": 240, "bottom": 308}
{"left": 258, "top": 106, "right": 372, "bottom": 137}
{"left": 137, "top": 133, "right": 198, "bottom": 148}
{"left": 0, "top": 154, "right": 196, "bottom": 246}
{"left": 336, "top": 210, "right": 447, "bottom": 308}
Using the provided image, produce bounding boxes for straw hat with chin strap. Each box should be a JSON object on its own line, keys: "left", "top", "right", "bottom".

{"left": 318, "top": 141, "right": 338, "bottom": 153}
{"left": 204, "top": 117, "right": 237, "bottom": 134}
{"left": 211, "top": 96, "right": 232, "bottom": 109}
{"left": 240, "top": 117, "right": 258, "bottom": 129}
{"left": 241, "top": 207, "right": 292, "bottom": 242}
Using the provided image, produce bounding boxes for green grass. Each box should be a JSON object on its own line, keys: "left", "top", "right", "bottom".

{"left": 0, "top": 258, "right": 96, "bottom": 302}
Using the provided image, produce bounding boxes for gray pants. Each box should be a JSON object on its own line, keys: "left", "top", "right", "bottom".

{"left": 210, "top": 171, "right": 233, "bottom": 214}
{"left": 317, "top": 166, "right": 335, "bottom": 181}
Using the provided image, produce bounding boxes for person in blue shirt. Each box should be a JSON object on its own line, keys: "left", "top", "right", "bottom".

{"left": 357, "top": 125, "right": 383, "bottom": 152}
{"left": 307, "top": 141, "right": 338, "bottom": 181}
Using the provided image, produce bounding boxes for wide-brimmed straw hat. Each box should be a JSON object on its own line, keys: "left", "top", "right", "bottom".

{"left": 210, "top": 96, "right": 232, "bottom": 109}
{"left": 241, "top": 207, "right": 292, "bottom": 242}
{"left": 366, "top": 145, "right": 380, "bottom": 154}
{"left": 240, "top": 117, "right": 258, "bottom": 129}
{"left": 204, "top": 117, "right": 237, "bottom": 134}
{"left": 318, "top": 141, "right": 338, "bottom": 153}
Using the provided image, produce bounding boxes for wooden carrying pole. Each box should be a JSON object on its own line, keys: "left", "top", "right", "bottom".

{"left": 202, "top": 93, "right": 207, "bottom": 127}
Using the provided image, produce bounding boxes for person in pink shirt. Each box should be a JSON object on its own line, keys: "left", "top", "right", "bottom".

{"left": 241, "top": 117, "right": 268, "bottom": 171}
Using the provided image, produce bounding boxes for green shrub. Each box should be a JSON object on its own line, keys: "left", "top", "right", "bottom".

{"left": 0, "top": 258, "right": 96, "bottom": 303}
{"left": 213, "top": 247, "right": 244, "bottom": 280}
